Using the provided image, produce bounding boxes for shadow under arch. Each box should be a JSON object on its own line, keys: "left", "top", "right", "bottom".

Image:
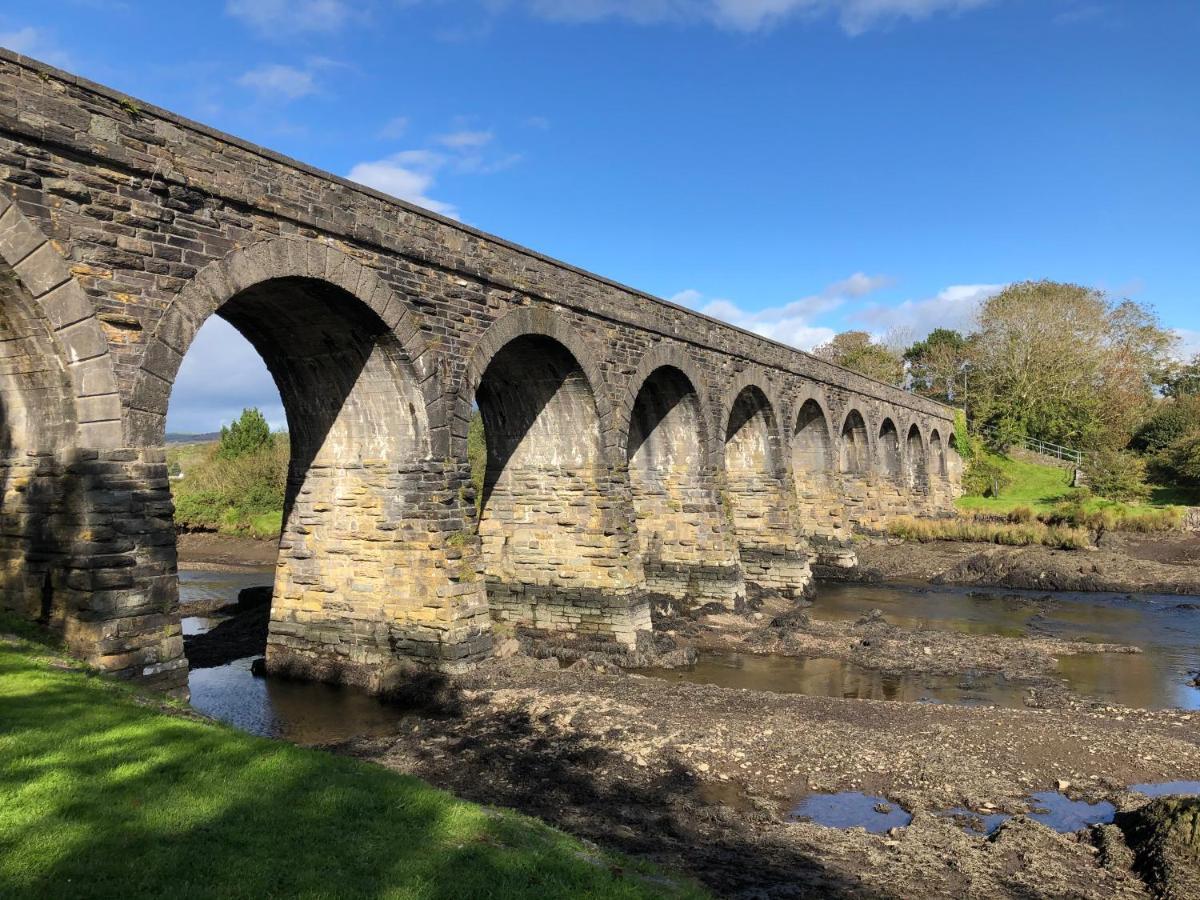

{"left": 465, "top": 320, "right": 649, "bottom": 647}
{"left": 129, "top": 238, "right": 492, "bottom": 686}
{"left": 626, "top": 365, "right": 742, "bottom": 605}
{"left": 723, "top": 384, "right": 809, "bottom": 597}
{"left": 877, "top": 417, "right": 901, "bottom": 480}
{"left": 905, "top": 422, "right": 929, "bottom": 491}
{"left": 839, "top": 409, "right": 870, "bottom": 475}
{"left": 930, "top": 428, "right": 947, "bottom": 477}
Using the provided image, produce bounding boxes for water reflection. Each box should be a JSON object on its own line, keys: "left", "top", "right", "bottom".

{"left": 790, "top": 792, "right": 912, "bottom": 832}
{"left": 812, "top": 583, "right": 1200, "bottom": 710}
{"left": 189, "top": 657, "right": 403, "bottom": 745}
{"left": 639, "top": 651, "right": 1034, "bottom": 708}
{"left": 179, "top": 567, "right": 275, "bottom": 608}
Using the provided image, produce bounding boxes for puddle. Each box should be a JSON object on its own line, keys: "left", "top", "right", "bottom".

{"left": 1024, "top": 791, "right": 1116, "bottom": 832}
{"left": 789, "top": 792, "right": 912, "bottom": 833}
{"left": 181, "top": 615, "right": 226, "bottom": 636}
{"left": 1130, "top": 780, "right": 1200, "bottom": 798}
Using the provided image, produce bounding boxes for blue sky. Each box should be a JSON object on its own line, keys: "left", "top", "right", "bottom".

{"left": 2, "top": 0, "right": 1197, "bottom": 432}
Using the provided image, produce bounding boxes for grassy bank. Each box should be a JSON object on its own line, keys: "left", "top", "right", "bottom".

{"left": 955, "top": 452, "right": 1193, "bottom": 520}
{"left": 0, "top": 619, "right": 702, "bottom": 900}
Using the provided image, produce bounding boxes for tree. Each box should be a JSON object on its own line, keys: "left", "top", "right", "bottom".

{"left": 970, "top": 281, "right": 1175, "bottom": 450}
{"left": 811, "top": 330, "right": 904, "bottom": 385}
{"left": 905, "top": 328, "right": 973, "bottom": 404}
{"left": 217, "top": 408, "right": 273, "bottom": 460}
{"left": 1161, "top": 354, "right": 1200, "bottom": 399}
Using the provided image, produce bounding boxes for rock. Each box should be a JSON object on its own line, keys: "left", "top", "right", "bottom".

{"left": 236, "top": 585, "right": 272, "bottom": 611}
{"left": 1056, "top": 779, "right": 1071, "bottom": 792}
{"left": 493, "top": 638, "right": 521, "bottom": 659}
{"left": 1116, "top": 797, "right": 1200, "bottom": 899}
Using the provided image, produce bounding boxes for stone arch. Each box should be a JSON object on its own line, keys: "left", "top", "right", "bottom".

{"left": 618, "top": 342, "right": 715, "bottom": 468}
{"left": 129, "top": 236, "right": 435, "bottom": 446}
{"left": 458, "top": 306, "right": 617, "bottom": 463}
{"left": 839, "top": 408, "right": 870, "bottom": 474}
{"left": 877, "top": 417, "right": 902, "bottom": 480}
{"left": 792, "top": 396, "right": 835, "bottom": 484}
{"left": 123, "top": 236, "right": 486, "bottom": 686}
{"left": 0, "top": 193, "right": 121, "bottom": 448}
{"left": 905, "top": 422, "right": 929, "bottom": 491}
{"left": 930, "top": 428, "right": 947, "bottom": 477}
{"left": 626, "top": 363, "right": 740, "bottom": 603}
{"left": 464, "top": 310, "right": 647, "bottom": 645}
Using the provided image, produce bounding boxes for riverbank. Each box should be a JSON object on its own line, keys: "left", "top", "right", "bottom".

{"left": 0, "top": 623, "right": 702, "bottom": 900}
{"left": 843, "top": 531, "right": 1200, "bottom": 595}
{"left": 177, "top": 532, "right": 279, "bottom": 569}
{"left": 343, "top": 653, "right": 1200, "bottom": 898}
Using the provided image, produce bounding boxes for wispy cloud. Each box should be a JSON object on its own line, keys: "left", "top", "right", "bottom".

{"left": 853, "top": 282, "right": 1003, "bottom": 337}
{"left": 479, "top": 0, "right": 996, "bottom": 34}
{"left": 379, "top": 116, "right": 410, "bottom": 139}
{"left": 226, "top": 0, "right": 351, "bottom": 34}
{"left": 237, "top": 63, "right": 318, "bottom": 100}
{"left": 0, "top": 25, "right": 72, "bottom": 65}
{"left": 437, "top": 129, "right": 494, "bottom": 149}
{"left": 1173, "top": 329, "right": 1200, "bottom": 362}
{"left": 671, "top": 272, "right": 892, "bottom": 349}
{"left": 348, "top": 151, "right": 459, "bottom": 218}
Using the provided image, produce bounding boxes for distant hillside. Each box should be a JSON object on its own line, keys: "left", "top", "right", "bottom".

{"left": 165, "top": 432, "right": 220, "bottom": 445}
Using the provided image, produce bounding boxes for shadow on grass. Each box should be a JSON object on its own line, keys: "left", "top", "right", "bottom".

{"left": 0, "top": 644, "right": 701, "bottom": 900}
{"left": 350, "top": 676, "right": 891, "bottom": 899}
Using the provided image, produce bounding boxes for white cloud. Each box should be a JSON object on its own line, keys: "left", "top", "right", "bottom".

{"left": 488, "top": 0, "right": 995, "bottom": 33}
{"left": 0, "top": 25, "right": 71, "bottom": 65}
{"left": 437, "top": 129, "right": 494, "bottom": 149}
{"left": 167, "top": 317, "right": 286, "bottom": 434}
{"left": 379, "top": 116, "right": 410, "bottom": 139}
{"left": 226, "top": 0, "right": 350, "bottom": 34}
{"left": 854, "top": 282, "right": 1003, "bottom": 338}
{"left": 237, "top": 64, "right": 317, "bottom": 100}
{"left": 671, "top": 272, "right": 892, "bottom": 349}
{"left": 1173, "top": 329, "right": 1200, "bottom": 362}
{"left": 347, "top": 154, "right": 460, "bottom": 218}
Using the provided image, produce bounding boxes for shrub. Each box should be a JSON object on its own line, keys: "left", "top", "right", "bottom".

{"left": 963, "top": 454, "right": 1013, "bottom": 498}
{"left": 1151, "top": 431, "right": 1200, "bottom": 488}
{"left": 1080, "top": 448, "right": 1150, "bottom": 502}
{"left": 1006, "top": 506, "right": 1035, "bottom": 524}
{"left": 886, "top": 516, "right": 1090, "bottom": 550}
{"left": 217, "top": 408, "right": 273, "bottom": 460}
{"left": 1131, "top": 396, "right": 1200, "bottom": 453}
{"left": 172, "top": 436, "right": 288, "bottom": 536}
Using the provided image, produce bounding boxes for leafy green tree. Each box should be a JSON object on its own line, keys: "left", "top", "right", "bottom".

{"left": 1130, "top": 396, "right": 1200, "bottom": 454}
{"left": 217, "top": 408, "right": 273, "bottom": 460}
{"left": 970, "top": 281, "right": 1175, "bottom": 450}
{"left": 905, "top": 328, "right": 973, "bottom": 404}
{"left": 811, "top": 330, "right": 904, "bottom": 385}
{"left": 1080, "top": 448, "right": 1151, "bottom": 502}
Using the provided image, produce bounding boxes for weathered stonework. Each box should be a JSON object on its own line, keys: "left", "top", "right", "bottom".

{"left": 0, "top": 51, "right": 962, "bottom": 693}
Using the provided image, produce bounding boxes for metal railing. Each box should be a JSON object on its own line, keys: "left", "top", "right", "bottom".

{"left": 980, "top": 427, "right": 1083, "bottom": 466}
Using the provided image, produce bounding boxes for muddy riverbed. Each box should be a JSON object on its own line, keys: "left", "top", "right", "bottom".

{"left": 180, "top": 564, "right": 1200, "bottom": 898}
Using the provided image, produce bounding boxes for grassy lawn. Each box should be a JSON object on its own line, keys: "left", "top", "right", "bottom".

{"left": 955, "top": 453, "right": 1196, "bottom": 518}
{"left": 0, "top": 619, "right": 703, "bottom": 900}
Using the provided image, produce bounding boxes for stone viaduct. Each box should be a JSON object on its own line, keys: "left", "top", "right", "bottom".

{"left": 0, "top": 51, "right": 961, "bottom": 697}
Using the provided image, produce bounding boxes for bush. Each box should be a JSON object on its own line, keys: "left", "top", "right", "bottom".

{"left": 1131, "top": 396, "right": 1200, "bottom": 454}
{"left": 1006, "top": 505, "right": 1036, "bottom": 524}
{"left": 1080, "top": 448, "right": 1150, "bottom": 502}
{"left": 172, "top": 436, "right": 288, "bottom": 537}
{"left": 218, "top": 408, "right": 273, "bottom": 460}
{"left": 963, "top": 454, "right": 1013, "bottom": 497}
{"left": 1151, "top": 431, "right": 1200, "bottom": 488}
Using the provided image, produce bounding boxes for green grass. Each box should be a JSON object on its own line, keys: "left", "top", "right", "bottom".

{"left": 0, "top": 620, "right": 703, "bottom": 900}
{"left": 955, "top": 452, "right": 1193, "bottom": 519}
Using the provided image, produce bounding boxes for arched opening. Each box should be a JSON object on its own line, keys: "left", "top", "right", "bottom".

{"left": 877, "top": 418, "right": 901, "bottom": 480}
{"left": 473, "top": 332, "right": 646, "bottom": 642}
{"left": 905, "top": 424, "right": 928, "bottom": 491}
{"left": 930, "top": 429, "right": 947, "bottom": 477}
{"left": 166, "top": 275, "right": 432, "bottom": 688}
{"left": 724, "top": 385, "right": 807, "bottom": 595}
{"left": 0, "top": 258, "right": 77, "bottom": 625}
{"left": 627, "top": 366, "right": 736, "bottom": 602}
{"left": 839, "top": 410, "right": 869, "bottom": 474}
{"left": 793, "top": 399, "right": 833, "bottom": 488}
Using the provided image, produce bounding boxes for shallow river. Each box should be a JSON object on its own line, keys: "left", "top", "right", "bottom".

{"left": 182, "top": 570, "right": 1200, "bottom": 745}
